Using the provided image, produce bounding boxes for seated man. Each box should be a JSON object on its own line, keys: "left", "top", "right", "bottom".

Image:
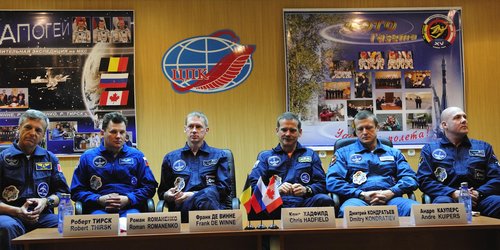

{"left": 249, "top": 112, "right": 333, "bottom": 208}
{"left": 158, "top": 112, "right": 229, "bottom": 222}
{"left": 417, "top": 107, "right": 500, "bottom": 218}
{"left": 327, "top": 111, "right": 418, "bottom": 217}
{"left": 71, "top": 112, "right": 157, "bottom": 216}
{"left": 0, "top": 109, "right": 69, "bottom": 250}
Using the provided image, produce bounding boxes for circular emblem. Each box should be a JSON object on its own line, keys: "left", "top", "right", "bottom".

{"left": 172, "top": 160, "right": 187, "bottom": 172}
{"left": 434, "top": 167, "right": 448, "bottom": 182}
{"left": 350, "top": 154, "right": 363, "bottom": 163}
{"left": 2, "top": 185, "right": 19, "bottom": 202}
{"left": 93, "top": 156, "right": 108, "bottom": 168}
{"left": 90, "top": 175, "right": 103, "bottom": 190}
{"left": 37, "top": 182, "right": 49, "bottom": 197}
{"left": 352, "top": 171, "right": 367, "bottom": 185}
{"left": 422, "top": 14, "right": 457, "bottom": 49}
{"left": 131, "top": 176, "right": 138, "bottom": 185}
{"left": 267, "top": 156, "right": 281, "bottom": 167}
{"left": 162, "top": 30, "right": 255, "bottom": 94}
{"left": 300, "top": 172, "right": 311, "bottom": 184}
{"left": 432, "top": 149, "right": 447, "bottom": 160}
{"left": 3, "top": 154, "right": 19, "bottom": 167}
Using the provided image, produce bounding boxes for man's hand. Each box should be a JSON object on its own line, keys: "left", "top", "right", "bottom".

{"left": 17, "top": 200, "right": 40, "bottom": 224}
{"left": 174, "top": 192, "right": 194, "bottom": 206}
{"left": 278, "top": 182, "right": 293, "bottom": 195}
{"left": 359, "top": 190, "right": 395, "bottom": 205}
{"left": 291, "top": 183, "right": 307, "bottom": 197}
{"left": 451, "top": 190, "right": 460, "bottom": 202}
{"left": 98, "top": 193, "right": 129, "bottom": 213}
{"left": 26, "top": 198, "right": 47, "bottom": 214}
{"left": 469, "top": 188, "right": 479, "bottom": 207}
{"left": 164, "top": 188, "right": 179, "bottom": 202}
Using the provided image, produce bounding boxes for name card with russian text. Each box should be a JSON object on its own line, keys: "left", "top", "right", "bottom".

{"left": 63, "top": 214, "right": 119, "bottom": 236}
{"left": 127, "top": 212, "right": 181, "bottom": 234}
{"left": 281, "top": 207, "right": 336, "bottom": 229}
{"left": 189, "top": 210, "right": 242, "bottom": 232}
{"left": 343, "top": 205, "right": 399, "bottom": 228}
{"left": 410, "top": 203, "right": 467, "bottom": 225}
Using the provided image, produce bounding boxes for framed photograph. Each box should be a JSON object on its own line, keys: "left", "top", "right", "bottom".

{"left": 284, "top": 8, "right": 464, "bottom": 147}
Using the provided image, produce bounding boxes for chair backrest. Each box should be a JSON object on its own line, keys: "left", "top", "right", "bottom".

{"left": 223, "top": 149, "right": 237, "bottom": 209}
{"left": 333, "top": 137, "right": 392, "bottom": 153}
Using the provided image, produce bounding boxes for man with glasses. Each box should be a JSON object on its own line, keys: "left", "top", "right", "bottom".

{"left": 158, "top": 111, "right": 230, "bottom": 222}
{"left": 326, "top": 111, "right": 418, "bottom": 217}
{"left": 248, "top": 112, "right": 333, "bottom": 208}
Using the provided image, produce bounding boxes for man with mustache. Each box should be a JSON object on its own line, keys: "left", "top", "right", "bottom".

{"left": 71, "top": 112, "right": 157, "bottom": 216}
{"left": 158, "top": 112, "right": 230, "bottom": 222}
{"left": 0, "top": 109, "right": 69, "bottom": 250}
{"left": 248, "top": 112, "right": 333, "bottom": 209}
{"left": 417, "top": 107, "right": 500, "bottom": 218}
{"left": 327, "top": 111, "right": 418, "bottom": 217}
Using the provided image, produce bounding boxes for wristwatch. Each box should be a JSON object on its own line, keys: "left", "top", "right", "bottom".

{"left": 305, "top": 186, "right": 313, "bottom": 197}
{"left": 358, "top": 193, "right": 365, "bottom": 200}
{"left": 46, "top": 197, "right": 55, "bottom": 208}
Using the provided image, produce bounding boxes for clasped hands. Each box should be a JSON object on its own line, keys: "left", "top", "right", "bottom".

{"left": 360, "top": 190, "right": 395, "bottom": 205}
{"left": 278, "top": 182, "right": 307, "bottom": 197}
{"left": 17, "top": 198, "right": 47, "bottom": 224}
{"left": 98, "top": 193, "right": 130, "bottom": 212}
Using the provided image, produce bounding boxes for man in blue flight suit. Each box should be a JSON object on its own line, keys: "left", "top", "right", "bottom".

{"left": 158, "top": 112, "right": 230, "bottom": 222}
{"left": 0, "top": 109, "right": 69, "bottom": 250}
{"left": 417, "top": 107, "right": 500, "bottom": 218}
{"left": 71, "top": 112, "right": 157, "bottom": 216}
{"left": 327, "top": 111, "right": 418, "bottom": 217}
{"left": 249, "top": 112, "right": 333, "bottom": 208}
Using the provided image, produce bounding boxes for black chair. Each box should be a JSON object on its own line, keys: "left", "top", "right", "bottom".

{"left": 156, "top": 149, "right": 240, "bottom": 212}
{"left": 330, "top": 138, "right": 417, "bottom": 212}
{"left": 75, "top": 198, "right": 155, "bottom": 214}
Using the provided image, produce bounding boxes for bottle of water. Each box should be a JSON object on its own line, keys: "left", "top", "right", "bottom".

{"left": 458, "top": 182, "right": 472, "bottom": 223}
{"left": 58, "top": 193, "right": 74, "bottom": 234}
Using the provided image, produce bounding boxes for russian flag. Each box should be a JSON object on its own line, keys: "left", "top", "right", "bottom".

{"left": 250, "top": 176, "right": 266, "bottom": 214}
{"left": 99, "top": 73, "right": 129, "bottom": 88}
{"left": 99, "top": 90, "right": 129, "bottom": 106}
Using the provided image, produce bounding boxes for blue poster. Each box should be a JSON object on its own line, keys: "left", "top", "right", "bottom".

{"left": 0, "top": 11, "right": 136, "bottom": 154}
{"left": 284, "top": 8, "right": 464, "bottom": 147}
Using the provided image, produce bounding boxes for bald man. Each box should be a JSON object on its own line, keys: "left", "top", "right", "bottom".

{"left": 417, "top": 107, "right": 500, "bottom": 218}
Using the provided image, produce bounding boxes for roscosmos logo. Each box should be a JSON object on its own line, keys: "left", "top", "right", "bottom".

{"left": 161, "top": 30, "right": 256, "bottom": 93}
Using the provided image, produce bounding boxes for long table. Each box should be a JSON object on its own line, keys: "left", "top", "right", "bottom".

{"left": 13, "top": 216, "right": 500, "bottom": 250}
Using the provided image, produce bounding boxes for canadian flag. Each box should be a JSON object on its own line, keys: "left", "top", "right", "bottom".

{"left": 262, "top": 175, "right": 283, "bottom": 213}
{"left": 99, "top": 91, "right": 129, "bottom": 106}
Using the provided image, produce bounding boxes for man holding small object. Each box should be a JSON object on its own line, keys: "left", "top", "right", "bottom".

{"left": 158, "top": 112, "right": 230, "bottom": 222}
{"left": 417, "top": 107, "right": 500, "bottom": 218}
{"left": 0, "top": 109, "right": 69, "bottom": 250}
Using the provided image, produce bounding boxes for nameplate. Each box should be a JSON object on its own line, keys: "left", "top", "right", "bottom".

{"left": 343, "top": 206, "right": 399, "bottom": 227}
{"left": 127, "top": 212, "right": 181, "bottom": 234}
{"left": 410, "top": 203, "right": 467, "bottom": 225}
{"left": 281, "top": 207, "right": 336, "bottom": 229}
{"left": 63, "top": 214, "right": 119, "bottom": 236}
{"left": 189, "top": 210, "right": 242, "bottom": 232}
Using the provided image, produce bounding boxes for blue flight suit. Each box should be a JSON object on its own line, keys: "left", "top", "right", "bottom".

{"left": 327, "top": 139, "right": 418, "bottom": 217}
{"left": 417, "top": 136, "right": 500, "bottom": 218}
{"left": 158, "top": 142, "right": 230, "bottom": 222}
{"left": 249, "top": 143, "right": 333, "bottom": 208}
{"left": 0, "top": 143, "right": 69, "bottom": 250}
{"left": 70, "top": 144, "right": 157, "bottom": 216}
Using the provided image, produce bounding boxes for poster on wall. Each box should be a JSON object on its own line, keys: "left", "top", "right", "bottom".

{"left": 0, "top": 10, "right": 135, "bottom": 155}
{"left": 284, "top": 8, "right": 464, "bottom": 148}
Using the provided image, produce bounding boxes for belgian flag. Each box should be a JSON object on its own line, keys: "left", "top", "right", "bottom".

{"left": 240, "top": 174, "right": 253, "bottom": 214}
